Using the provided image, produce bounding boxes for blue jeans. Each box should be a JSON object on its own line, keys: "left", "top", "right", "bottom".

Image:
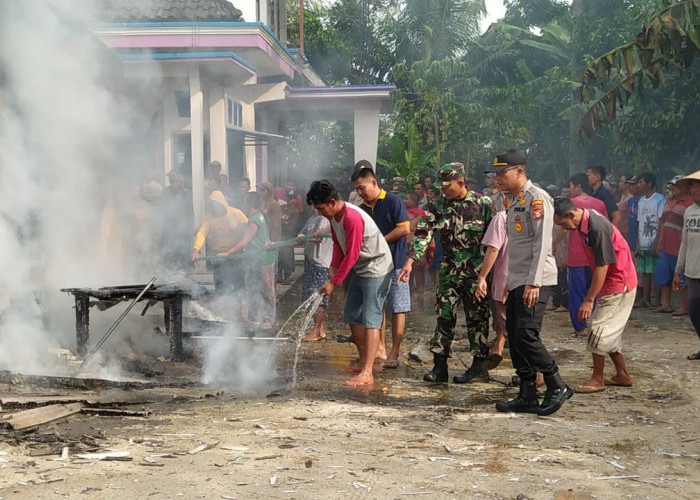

{"left": 568, "top": 266, "right": 596, "bottom": 332}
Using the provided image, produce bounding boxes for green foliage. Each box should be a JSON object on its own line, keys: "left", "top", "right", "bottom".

{"left": 392, "top": 59, "right": 476, "bottom": 168}
{"left": 285, "top": 0, "right": 700, "bottom": 188}
{"left": 579, "top": 0, "right": 700, "bottom": 136}
{"left": 376, "top": 123, "right": 433, "bottom": 183}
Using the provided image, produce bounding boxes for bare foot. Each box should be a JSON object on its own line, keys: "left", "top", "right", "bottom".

{"left": 302, "top": 333, "right": 326, "bottom": 342}
{"left": 340, "top": 365, "right": 362, "bottom": 375}
{"left": 344, "top": 374, "right": 374, "bottom": 387}
{"left": 578, "top": 377, "right": 605, "bottom": 391}
{"left": 604, "top": 375, "right": 633, "bottom": 387}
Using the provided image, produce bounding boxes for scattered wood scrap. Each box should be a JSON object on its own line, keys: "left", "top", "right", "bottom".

{"left": 0, "top": 371, "right": 158, "bottom": 391}
{"left": 74, "top": 451, "right": 131, "bottom": 461}
{"left": 0, "top": 403, "right": 84, "bottom": 431}
{"left": 0, "top": 394, "right": 148, "bottom": 410}
{"left": 188, "top": 440, "right": 220, "bottom": 455}
{"left": 80, "top": 408, "right": 152, "bottom": 417}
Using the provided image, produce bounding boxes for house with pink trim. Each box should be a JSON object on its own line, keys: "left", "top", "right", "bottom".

{"left": 91, "top": 0, "right": 393, "bottom": 226}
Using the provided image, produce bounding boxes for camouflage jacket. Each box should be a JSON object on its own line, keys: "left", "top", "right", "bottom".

{"left": 409, "top": 191, "right": 493, "bottom": 272}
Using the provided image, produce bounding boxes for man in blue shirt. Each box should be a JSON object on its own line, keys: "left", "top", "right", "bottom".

{"left": 353, "top": 163, "right": 411, "bottom": 368}
{"left": 625, "top": 176, "right": 641, "bottom": 255}
{"left": 587, "top": 165, "right": 621, "bottom": 227}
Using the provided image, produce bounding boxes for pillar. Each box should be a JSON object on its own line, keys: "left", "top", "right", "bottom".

{"left": 354, "top": 106, "right": 381, "bottom": 171}
{"left": 190, "top": 66, "right": 205, "bottom": 228}
{"left": 209, "top": 86, "right": 228, "bottom": 177}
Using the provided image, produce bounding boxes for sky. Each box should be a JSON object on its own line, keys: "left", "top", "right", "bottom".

{"left": 481, "top": 0, "right": 507, "bottom": 32}
{"left": 234, "top": 0, "right": 508, "bottom": 32}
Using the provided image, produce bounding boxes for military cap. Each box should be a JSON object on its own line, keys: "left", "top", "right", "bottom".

{"left": 437, "top": 162, "right": 466, "bottom": 183}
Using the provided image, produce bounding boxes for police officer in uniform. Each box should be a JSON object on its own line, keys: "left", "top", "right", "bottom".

{"left": 399, "top": 163, "right": 495, "bottom": 383}
{"left": 486, "top": 150, "right": 573, "bottom": 415}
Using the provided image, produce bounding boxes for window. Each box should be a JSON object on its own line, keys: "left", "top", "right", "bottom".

{"left": 226, "top": 97, "right": 243, "bottom": 128}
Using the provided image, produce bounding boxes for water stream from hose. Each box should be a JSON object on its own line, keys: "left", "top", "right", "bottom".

{"left": 276, "top": 293, "right": 324, "bottom": 386}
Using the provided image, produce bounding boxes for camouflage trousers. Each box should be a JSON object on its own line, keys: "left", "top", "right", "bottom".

{"left": 430, "top": 265, "right": 490, "bottom": 358}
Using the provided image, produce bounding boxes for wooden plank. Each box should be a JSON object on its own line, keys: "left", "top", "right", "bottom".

{"left": 1, "top": 402, "right": 84, "bottom": 431}
{"left": 0, "top": 395, "right": 144, "bottom": 409}
{"left": 0, "top": 371, "right": 160, "bottom": 390}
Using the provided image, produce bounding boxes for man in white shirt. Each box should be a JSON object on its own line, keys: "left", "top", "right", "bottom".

{"left": 635, "top": 172, "right": 665, "bottom": 307}
{"left": 673, "top": 170, "right": 700, "bottom": 360}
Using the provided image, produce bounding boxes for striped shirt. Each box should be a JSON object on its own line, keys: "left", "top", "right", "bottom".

{"left": 659, "top": 194, "right": 693, "bottom": 256}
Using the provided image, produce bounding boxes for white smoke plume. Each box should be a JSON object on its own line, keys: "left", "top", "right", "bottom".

{"left": 0, "top": 1, "right": 164, "bottom": 374}
{"left": 201, "top": 323, "right": 280, "bottom": 394}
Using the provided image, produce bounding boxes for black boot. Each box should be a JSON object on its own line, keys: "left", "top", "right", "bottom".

{"left": 423, "top": 353, "right": 448, "bottom": 383}
{"left": 495, "top": 376, "right": 539, "bottom": 413}
{"left": 537, "top": 371, "right": 573, "bottom": 416}
{"left": 453, "top": 356, "right": 490, "bottom": 384}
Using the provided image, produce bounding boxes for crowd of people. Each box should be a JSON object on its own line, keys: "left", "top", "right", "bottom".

{"left": 302, "top": 152, "right": 700, "bottom": 416}
{"left": 137, "top": 155, "right": 700, "bottom": 414}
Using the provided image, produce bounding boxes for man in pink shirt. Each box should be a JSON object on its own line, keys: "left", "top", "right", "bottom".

{"left": 475, "top": 195, "right": 510, "bottom": 364}
{"left": 554, "top": 198, "right": 637, "bottom": 393}
{"left": 565, "top": 173, "right": 608, "bottom": 337}
{"left": 307, "top": 180, "right": 394, "bottom": 387}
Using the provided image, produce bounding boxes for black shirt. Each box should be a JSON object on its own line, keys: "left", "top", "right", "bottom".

{"left": 584, "top": 209, "right": 617, "bottom": 267}
{"left": 592, "top": 185, "right": 618, "bottom": 222}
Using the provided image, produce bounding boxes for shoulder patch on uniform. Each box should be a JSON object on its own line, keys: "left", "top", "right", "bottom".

{"left": 530, "top": 199, "right": 543, "bottom": 206}
{"left": 532, "top": 205, "right": 543, "bottom": 220}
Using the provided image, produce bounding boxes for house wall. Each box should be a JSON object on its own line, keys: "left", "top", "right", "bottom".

{"left": 235, "top": 1, "right": 287, "bottom": 45}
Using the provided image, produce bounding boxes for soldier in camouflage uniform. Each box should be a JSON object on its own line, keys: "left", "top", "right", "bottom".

{"left": 398, "top": 162, "right": 495, "bottom": 383}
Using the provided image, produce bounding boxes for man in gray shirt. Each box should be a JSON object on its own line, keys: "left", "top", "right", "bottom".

{"left": 485, "top": 150, "right": 573, "bottom": 416}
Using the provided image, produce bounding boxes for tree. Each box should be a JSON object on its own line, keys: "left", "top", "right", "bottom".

{"left": 579, "top": 0, "right": 700, "bottom": 136}
{"left": 392, "top": 59, "right": 476, "bottom": 167}
{"left": 391, "top": 0, "right": 485, "bottom": 63}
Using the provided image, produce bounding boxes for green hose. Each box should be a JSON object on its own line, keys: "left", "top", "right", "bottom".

{"left": 194, "top": 233, "right": 331, "bottom": 262}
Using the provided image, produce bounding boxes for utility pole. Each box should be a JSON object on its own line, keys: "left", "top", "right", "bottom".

{"left": 299, "top": 0, "right": 305, "bottom": 55}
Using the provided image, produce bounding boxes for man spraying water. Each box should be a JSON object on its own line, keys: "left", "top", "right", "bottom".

{"left": 306, "top": 180, "right": 393, "bottom": 387}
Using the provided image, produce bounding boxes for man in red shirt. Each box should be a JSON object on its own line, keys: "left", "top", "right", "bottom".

{"left": 553, "top": 198, "right": 637, "bottom": 393}
{"left": 565, "top": 173, "right": 608, "bottom": 337}
{"left": 652, "top": 176, "right": 693, "bottom": 315}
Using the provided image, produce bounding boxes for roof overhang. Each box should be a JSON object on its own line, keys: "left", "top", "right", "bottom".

{"left": 119, "top": 51, "right": 257, "bottom": 82}
{"left": 229, "top": 129, "right": 292, "bottom": 147}
{"left": 258, "top": 85, "right": 396, "bottom": 120}
{"left": 93, "top": 22, "right": 300, "bottom": 80}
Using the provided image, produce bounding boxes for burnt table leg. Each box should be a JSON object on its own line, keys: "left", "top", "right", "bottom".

{"left": 165, "top": 299, "right": 184, "bottom": 362}
{"left": 75, "top": 293, "right": 90, "bottom": 357}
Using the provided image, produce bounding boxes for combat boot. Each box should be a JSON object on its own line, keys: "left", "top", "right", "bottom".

{"left": 453, "top": 356, "right": 489, "bottom": 384}
{"left": 423, "top": 353, "right": 448, "bottom": 383}
{"left": 537, "top": 371, "right": 573, "bottom": 416}
{"left": 495, "top": 376, "right": 539, "bottom": 413}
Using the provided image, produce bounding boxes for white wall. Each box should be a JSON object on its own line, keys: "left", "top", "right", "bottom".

{"left": 230, "top": 1, "right": 258, "bottom": 23}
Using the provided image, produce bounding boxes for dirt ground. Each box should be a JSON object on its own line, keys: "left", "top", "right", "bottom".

{"left": 1, "top": 285, "right": 699, "bottom": 500}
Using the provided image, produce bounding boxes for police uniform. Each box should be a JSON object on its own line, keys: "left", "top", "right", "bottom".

{"left": 408, "top": 163, "right": 493, "bottom": 381}
{"left": 487, "top": 151, "right": 573, "bottom": 415}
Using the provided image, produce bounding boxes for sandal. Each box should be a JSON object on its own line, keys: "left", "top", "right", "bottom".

{"left": 687, "top": 351, "right": 700, "bottom": 360}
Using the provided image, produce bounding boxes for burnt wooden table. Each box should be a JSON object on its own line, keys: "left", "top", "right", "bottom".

{"left": 60, "top": 282, "right": 208, "bottom": 362}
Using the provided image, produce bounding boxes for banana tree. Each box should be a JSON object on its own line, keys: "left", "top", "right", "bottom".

{"left": 377, "top": 124, "right": 433, "bottom": 184}
{"left": 579, "top": 0, "right": 700, "bottom": 137}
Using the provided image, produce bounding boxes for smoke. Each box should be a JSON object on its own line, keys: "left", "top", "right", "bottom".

{"left": 0, "top": 2, "right": 294, "bottom": 392}
{"left": 201, "top": 323, "right": 280, "bottom": 393}
{"left": 0, "top": 1, "right": 165, "bottom": 374}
